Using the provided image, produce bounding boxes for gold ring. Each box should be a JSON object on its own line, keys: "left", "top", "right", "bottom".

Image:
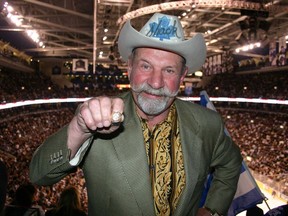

{"left": 111, "top": 112, "right": 124, "bottom": 123}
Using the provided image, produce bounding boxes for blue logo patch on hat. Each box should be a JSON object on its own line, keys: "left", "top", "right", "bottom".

{"left": 118, "top": 12, "right": 206, "bottom": 74}
{"left": 145, "top": 16, "right": 180, "bottom": 41}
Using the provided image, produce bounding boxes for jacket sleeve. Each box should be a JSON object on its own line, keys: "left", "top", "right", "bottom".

{"left": 29, "top": 125, "right": 91, "bottom": 186}
{"left": 204, "top": 117, "right": 242, "bottom": 215}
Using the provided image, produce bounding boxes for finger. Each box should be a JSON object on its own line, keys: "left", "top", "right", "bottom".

{"left": 79, "top": 97, "right": 124, "bottom": 131}
{"left": 98, "top": 97, "right": 113, "bottom": 127}
{"left": 111, "top": 98, "right": 125, "bottom": 126}
{"left": 79, "top": 100, "right": 98, "bottom": 131}
{"left": 86, "top": 97, "right": 109, "bottom": 128}
{"left": 111, "top": 112, "right": 124, "bottom": 126}
{"left": 111, "top": 98, "right": 125, "bottom": 115}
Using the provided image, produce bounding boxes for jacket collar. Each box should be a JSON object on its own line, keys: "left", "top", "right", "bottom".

{"left": 113, "top": 92, "right": 203, "bottom": 215}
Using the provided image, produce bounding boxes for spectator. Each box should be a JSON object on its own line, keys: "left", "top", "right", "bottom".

{"left": 3, "top": 183, "right": 44, "bottom": 216}
{"left": 45, "top": 186, "right": 86, "bottom": 216}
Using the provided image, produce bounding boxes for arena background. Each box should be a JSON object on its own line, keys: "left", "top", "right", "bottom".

{"left": 0, "top": 0, "right": 287, "bottom": 215}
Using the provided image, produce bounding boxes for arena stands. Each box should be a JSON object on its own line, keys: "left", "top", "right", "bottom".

{"left": 0, "top": 68, "right": 287, "bottom": 213}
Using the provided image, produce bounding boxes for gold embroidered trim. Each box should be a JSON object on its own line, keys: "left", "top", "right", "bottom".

{"left": 140, "top": 104, "right": 186, "bottom": 215}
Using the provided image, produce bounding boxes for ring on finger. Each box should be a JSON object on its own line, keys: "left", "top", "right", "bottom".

{"left": 111, "top": 111, "right": 124, "bottom": 123}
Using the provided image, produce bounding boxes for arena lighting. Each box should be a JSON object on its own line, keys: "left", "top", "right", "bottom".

{"left": 0, "top": 98, "right": 89, "bottom": 110}
{"left": 246, "top": 156, "right": 252, "bottom": 161}
{"left": 179, "top": 97, "right": 288, "bottom": 105}
{"left": 2, "top": 2, "right": 45, "bottom": 48}
{"left": 194, "top": 71, "right": 203, "bottom": 77}
{"left": 235, "top": 42, "right": 261, "bottom": 53}
{"left": 116, "top": 84, "right": 130, "bottom": 89}
{"left": 117, "top": 0, "right": 264, "bottom": 25}
{"left": 1, "top": 97, "right": 288, "bottom": 110}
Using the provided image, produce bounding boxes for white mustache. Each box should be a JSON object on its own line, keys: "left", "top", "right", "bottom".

{"left": 131, "top": 82, "right": 178, "bottom": 98}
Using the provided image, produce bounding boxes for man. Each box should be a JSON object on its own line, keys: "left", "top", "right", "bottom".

{"left": 30, "top": 13, "right": 242, "bottom": 216}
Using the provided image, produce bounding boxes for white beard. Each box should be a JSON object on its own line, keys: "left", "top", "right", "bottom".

{"left": 136, "top": 93, "right": 169, "bottom": 115}
{"left": 131, "top": 82, "right": 178, "bottom": 115}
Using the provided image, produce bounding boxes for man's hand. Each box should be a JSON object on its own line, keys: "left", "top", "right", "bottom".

{"left": 76, "top": 96, "right": 124, "bottom": 132}
{"left": 67, "top": 96, "right": 124, "bottom": 158}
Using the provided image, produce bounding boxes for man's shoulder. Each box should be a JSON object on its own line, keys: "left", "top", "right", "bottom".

{"left": 175, "top": 98, "right": 224, "bottom": 130}
{"left": 118, "top": 91, "right": 131, "bottom": 100}
{"left": 175, "top": 98, "right": 220, "bottom": 117}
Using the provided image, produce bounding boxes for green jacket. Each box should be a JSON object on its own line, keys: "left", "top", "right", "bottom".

{"left": 29, "top": 91, "right": 242, "bottom": 216}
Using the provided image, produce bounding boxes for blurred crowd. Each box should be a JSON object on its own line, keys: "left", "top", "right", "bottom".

{"left": 0, "top": 106, "right": 88, "bottom": 213}
{"left": 1, "top": 67, "right": 288, "bottom": 104}
{"left": 0, "top": 68, "right": 287, "bottom": 213}
{"left": 204, "top": 71, "right": 288, "bottom": 100}
{"left": 219, "top": 109, "right": 287, "bottom": 196}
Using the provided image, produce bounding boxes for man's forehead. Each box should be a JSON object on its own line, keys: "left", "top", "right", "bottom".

{"left": 134, "top": 47, "right": 185, "bottom": 61}
{"left": 132, "top": 48, "right": 186, "bottom": 71}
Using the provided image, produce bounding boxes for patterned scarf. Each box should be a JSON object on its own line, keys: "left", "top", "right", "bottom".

{"left": 140, "top": 104, "right": 186, "bottom": 215}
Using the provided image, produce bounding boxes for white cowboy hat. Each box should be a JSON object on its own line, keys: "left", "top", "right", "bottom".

{"left": 118, "top": 13, "right": 207, "bottom": 74}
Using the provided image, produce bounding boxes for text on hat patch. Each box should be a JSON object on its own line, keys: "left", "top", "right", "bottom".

{"left": 146, "top": 16, "right": 180, "bottom": 41}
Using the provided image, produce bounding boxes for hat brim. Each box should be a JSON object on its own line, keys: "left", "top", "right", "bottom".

{"left": 118, "top": 20, "right": 207, "bottom": 74}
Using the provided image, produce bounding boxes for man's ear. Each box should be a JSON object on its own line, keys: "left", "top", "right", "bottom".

{"left": 127, "top": 59, "right": 132, "bottom": 79}
{"left": 180, "top": 66, "right": 188, "bottom": 82}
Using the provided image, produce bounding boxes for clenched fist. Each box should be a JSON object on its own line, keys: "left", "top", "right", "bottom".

{"left": 67, "top": 96, "right": 124, "bottom": 158}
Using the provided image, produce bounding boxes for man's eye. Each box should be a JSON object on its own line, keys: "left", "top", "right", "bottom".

{"left": 166, "top": 68, "right": 175, "bottom": 74}
{"left": 141, "top": 64, "right": 151, "bottom": 70}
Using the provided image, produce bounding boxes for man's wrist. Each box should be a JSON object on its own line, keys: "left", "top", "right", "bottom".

{"left": 203, "top": 206, "right": 222, "bottom": 216}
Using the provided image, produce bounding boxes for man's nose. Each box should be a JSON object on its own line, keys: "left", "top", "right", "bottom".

{"left": 147, "top": 69, "right": 164, "bottom": 89}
